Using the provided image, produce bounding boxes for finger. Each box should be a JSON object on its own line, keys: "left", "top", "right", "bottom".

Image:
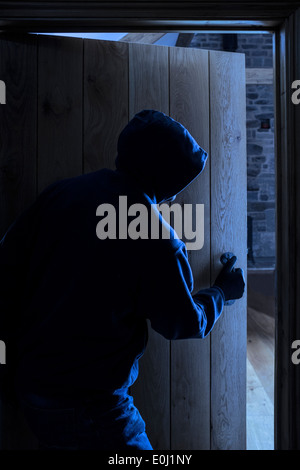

{"left": 223, "top": 255, "right": 237, "bottom": 273}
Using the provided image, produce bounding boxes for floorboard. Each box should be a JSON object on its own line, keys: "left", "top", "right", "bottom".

{"left": 247, "top": 307, "right": 275, "bottom": 450}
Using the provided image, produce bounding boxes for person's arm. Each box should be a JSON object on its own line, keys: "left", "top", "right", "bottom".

{"left": 139, "top": 240, "right": 225, "bottom": 340}
{"left": 139, "top": 239, "right": 245, "bottom": 341}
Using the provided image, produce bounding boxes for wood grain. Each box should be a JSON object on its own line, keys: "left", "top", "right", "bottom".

{"left": 209, "top": 50, "right": 247, "bottom": 450}
{"left": 120, "top": 33, "right": 166, "bottom": 44}
{"left": 247, "top": 359, "right": 274, "bottom": 450}
{"left": 129, "top": 42, "right": 169, "bottom": 119}
{"left": 247, "top": 307, "right": 274, "bottom": 450}
{"left": 37, "top": 35, "right": 83, "bottom": 193}
{"left": 169, "top": 46, "right": 211, "bottom": 450}
{"left": 0, "top": 34, "right": 37, "bottom": 237}
{"left": 0, "top": 35, "right": 249, "bottom": 451}
{"left": 128, "top": 42, "right": 170, "bottom": 450}
{"left": 0, "top": 34, "right": 38, "bottom": 450}
{"left": 247, "top": 307, "right": 274, "bottom": 403}
{"left": 83, "top": 39, "right": 129, "bottom": 173}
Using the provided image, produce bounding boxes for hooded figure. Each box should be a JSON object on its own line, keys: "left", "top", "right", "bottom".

{"left": 115, "top": 109, "right": 208, "bottom": 202}
{"left": 0, "top": 110, "right": 244, "bottom": 450}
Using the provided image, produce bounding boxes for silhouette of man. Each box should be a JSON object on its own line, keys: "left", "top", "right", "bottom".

{"left": 0, "top": 110, "right": 245, "bottom": 450}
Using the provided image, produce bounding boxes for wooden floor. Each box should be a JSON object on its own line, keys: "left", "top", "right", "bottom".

{"left": 247, "top": 307, "right": 275, "bottom": 450}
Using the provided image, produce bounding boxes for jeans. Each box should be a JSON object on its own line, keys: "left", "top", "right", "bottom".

{"left": 19, "top": 393, "right": 153, "bottom": 450}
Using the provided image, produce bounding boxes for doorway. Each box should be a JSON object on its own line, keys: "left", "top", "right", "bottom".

{"left": 0, "top": 30, "right": 275, "bottom": 450}
{"left": 1, "top": 2, "right": 299, "bottom": 450}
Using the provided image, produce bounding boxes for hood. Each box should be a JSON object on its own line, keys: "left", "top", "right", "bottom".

{"left": 115, "top": 110, "right": 208, "bottom": 202}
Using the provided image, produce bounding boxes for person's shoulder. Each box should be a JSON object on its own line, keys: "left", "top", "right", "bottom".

{"left": 144, "top": 232, "right": 186, "bottom": 263}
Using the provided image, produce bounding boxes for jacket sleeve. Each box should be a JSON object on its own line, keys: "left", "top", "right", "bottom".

{"left": 139, "top": 239, "right": 225, "bottom": 340}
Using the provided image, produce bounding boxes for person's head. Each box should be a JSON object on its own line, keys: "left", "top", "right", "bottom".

{"left": 115, "top": 110, "right": 208, "bottom": 203}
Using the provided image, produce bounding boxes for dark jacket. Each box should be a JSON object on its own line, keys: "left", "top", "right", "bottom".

{"left": 0, "top": 110, "right": 225, "bottom": 443}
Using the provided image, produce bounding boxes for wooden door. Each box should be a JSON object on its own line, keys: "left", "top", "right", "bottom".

{"left": 0, "top": 34, "right": 247, "bottom": 450}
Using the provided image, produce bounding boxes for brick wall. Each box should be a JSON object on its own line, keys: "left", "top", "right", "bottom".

{"left": 189, "top": 33, "right": 275, "bottom": 267}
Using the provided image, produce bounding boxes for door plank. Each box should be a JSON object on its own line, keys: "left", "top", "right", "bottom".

{"left": 209, "top": 50, "right": 247, "bottom": 450}
{"left": 0, "top": 34, "right": 38, "bottom": 450}
{"left": 0, "top": 34, "right": 37, "bottom": 237}
{"left": 128, "top": 42, "right": 170, "bottom": 450}
{"left": 129, "top": 42, "right": 169, "bottom": 119}
{"left": 37, "top": 35, "right": 83, "bottom": 193}
{"left": 121, "top": 33, "right": 166, "bottom": 44}
{"left": 83, "top": 39, "right": 129, "bottom": 173}
{"left": 169, "top": 47, "right": 211, "bottom": 450}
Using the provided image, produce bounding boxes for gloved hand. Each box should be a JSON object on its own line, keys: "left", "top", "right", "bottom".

{"left": 213, "top": 255, "right": 245, "bottom": 301}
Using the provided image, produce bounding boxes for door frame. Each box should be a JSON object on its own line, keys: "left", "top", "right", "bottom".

{"left": 0, "top": 1, "right": 299, "bottom": 450}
